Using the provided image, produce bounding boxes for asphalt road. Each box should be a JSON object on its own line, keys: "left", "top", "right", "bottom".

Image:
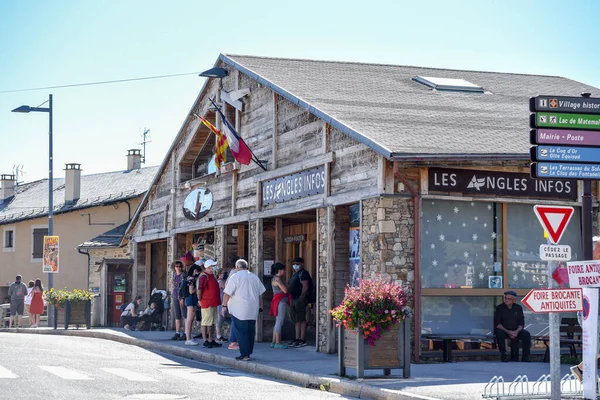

{"left": 0, "top": 333, "right": 353, "bottom": 400}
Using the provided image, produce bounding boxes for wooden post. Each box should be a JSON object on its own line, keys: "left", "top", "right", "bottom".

{"left": 255, "top": 218, "right": 264, "bottom": 342}
{"left": 326, "top": 206, "right": 336, "bottom": 353}
{"left": 272, "top": 92, "right": 278, "bottom": 169}
{"left": 338, "top": 324, "right": 346, "bottom": 376}
{"left": 275, "top": 218, "right": 283, "bottom": 264}
{"left": 402, "top": 319, "right": 412, "bottom": 378}
{"left": 356, "top": 325, "right": 364, "bottom": 378}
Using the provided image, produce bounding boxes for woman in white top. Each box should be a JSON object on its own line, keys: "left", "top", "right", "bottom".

{"left": 24, "top": 280, "right": 34, "bottom": 320}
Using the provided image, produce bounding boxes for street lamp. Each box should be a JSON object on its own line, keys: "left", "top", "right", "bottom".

{"left": 12, "top": 94, "right": 54, "bottom": 326}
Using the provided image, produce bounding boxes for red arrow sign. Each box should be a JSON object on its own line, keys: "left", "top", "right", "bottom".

{"left": 521, "top": 288, "right": 583, "bottom": 313}
{"left": 533, "top": 205, "right": 574, "bottom": 244}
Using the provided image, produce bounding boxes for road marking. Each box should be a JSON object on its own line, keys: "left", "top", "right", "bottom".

{"left": 39, "top": 366, "right": 92, "bottom": 380}
{"left": 158, "top": 367, "right": 221, "bottom": 383}
{"left": 101, "top": 368, "right": 156, "bottom": 382}
{"left": 0, "top": 366, "right": 18, "bottom": 379}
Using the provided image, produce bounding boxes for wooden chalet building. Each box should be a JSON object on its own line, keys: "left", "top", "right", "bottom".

{"left": 124, "top": 54, "right": 599, "bottom": 359}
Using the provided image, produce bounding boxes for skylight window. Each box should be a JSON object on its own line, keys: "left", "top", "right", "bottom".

{"left": 413, "top": 76, "right": 484, "bottom": 93}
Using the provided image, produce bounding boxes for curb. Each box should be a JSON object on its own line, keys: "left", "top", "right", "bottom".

{"left": 0, "top": 328, "right": 436, "bottom": 400}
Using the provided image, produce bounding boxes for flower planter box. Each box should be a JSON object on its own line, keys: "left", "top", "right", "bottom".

{"left": 338, "top": 320, "right": 411, "bottom": 378}
{"left": 54, "top": 300, "right": 91, "bottom": 330}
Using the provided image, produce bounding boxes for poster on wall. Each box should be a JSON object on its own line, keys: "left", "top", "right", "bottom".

{"left": 349, "top": 203, "right": 361, "bottom": 287}
{"left": 43, "top": 235, "right": 59, "bottom": 273}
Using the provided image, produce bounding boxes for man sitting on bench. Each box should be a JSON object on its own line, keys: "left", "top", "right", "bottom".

{"left": 495, "top": 290, "right": 531, "bottom": 362}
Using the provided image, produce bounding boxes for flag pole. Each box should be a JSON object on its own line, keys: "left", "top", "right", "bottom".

{"left": 209, "top": 98, "right": 268, "bottom": 171}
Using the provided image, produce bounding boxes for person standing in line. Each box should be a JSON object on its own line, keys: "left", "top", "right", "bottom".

{"left": 29, "top": 279, "right": 45, "bottom": 328}
{"left": 269, "top": 262, "right": 290, "bottom": 349}
{"left": 8, "top": 275, "right": 28, "bottom": 328}
{"left": 24, "top": 280, "right": 34, "bottom": 321}
{"left": 183, "top": 261, "right": 202, "bottom": 345}
{"left": 170, "top": 260, "right": 187, "bottom": 340}
{"left": 197, "top": 259, "right": 222, "bottom": 348}
{"left": 221, "top": 259, "right": 266, "bottom": 361}
{"left": 121, "top": 296, "right": 143, "bottom": 331}
{"left": 215, "top": 267, "right": 229, "bottom": 342}
{"left": 288, "top": 257, "right": 312, "bottom": 348}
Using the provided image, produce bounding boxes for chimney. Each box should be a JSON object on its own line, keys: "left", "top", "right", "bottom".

{"left": 64, "top": 163, "right": 82, "bottom": 203}
{"left": 127, "top": 149, "right": 142, "bottom": 171}
{"left": 0, "top": 174, "right": 15, "bottom": 203}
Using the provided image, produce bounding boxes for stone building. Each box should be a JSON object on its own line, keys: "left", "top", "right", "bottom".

{"left": 124, "top": 54, "right": 599, "bottom": 359}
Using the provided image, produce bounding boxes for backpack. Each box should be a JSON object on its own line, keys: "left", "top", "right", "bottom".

{"left": 306, "top": 273, "right": 316, "bottom": 304}
{"left": 178, "top": 273, "right": 192, "bottom": 299}
{"left": 119, "top": 303, "right": 129, "bottom": 312}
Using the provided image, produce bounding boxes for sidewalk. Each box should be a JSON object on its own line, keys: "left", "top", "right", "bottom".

{"left": 0, "top": 327, "right": 578, "bottom": 400}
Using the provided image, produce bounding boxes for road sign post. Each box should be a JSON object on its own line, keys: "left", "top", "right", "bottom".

{"left": 533, "top": 204, "right": 575, "bottom": 400}
{"left": 530, "top": 93, "right": 598, "bottom": 399}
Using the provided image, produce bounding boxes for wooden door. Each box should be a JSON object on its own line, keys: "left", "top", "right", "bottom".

{"left": 150, "top": 241, "right": 168, "bottom": 291}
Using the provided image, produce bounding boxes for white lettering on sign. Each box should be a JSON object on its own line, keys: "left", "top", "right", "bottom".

{"left": 539, "top": 244, "right": 571, "bottom": 261}
{"left": 567, "top": 260, "right": 600, "bottom": 288}
{"left": 521, "top": 288, "right": 583, "bottom": 313}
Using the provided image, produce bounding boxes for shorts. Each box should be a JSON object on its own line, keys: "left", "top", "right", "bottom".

{"left": 10, "top": 301, "right": 24, "bottom": 316}
{"left": 185, "top": 294, "right": 198, "bottom": 308}
{"left": 289, "top": 298, "right": 308, "bottom": 323}
{"left": 172, "top": 298, "right": 187, "bottom": 320}
{"left": 201, "top": 307, "right": 218, "bottom": 326}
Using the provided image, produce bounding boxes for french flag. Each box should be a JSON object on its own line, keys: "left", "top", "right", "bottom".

{"left": 211, "top": 99, "right": 253, "bottom": 165}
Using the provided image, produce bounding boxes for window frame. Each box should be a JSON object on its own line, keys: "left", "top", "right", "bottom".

{"left": 3, "top": 225, "right": 15, "bottom": 252}
{"left": 421, "top": 199, "right": 581, "bottom": 298}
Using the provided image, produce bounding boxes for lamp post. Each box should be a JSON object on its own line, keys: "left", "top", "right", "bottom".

{"left": 12, "top": 94, "right": 54, "bottom": 326}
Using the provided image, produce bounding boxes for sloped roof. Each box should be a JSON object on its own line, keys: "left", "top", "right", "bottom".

{"left": 221, "top": 54, "right": 600, "bottom": 160}
{"left": 0, "top": 167, "right": 158, "bottom": 225}
{"left": 78, "top": 222, "right": 129, "bottom": 248}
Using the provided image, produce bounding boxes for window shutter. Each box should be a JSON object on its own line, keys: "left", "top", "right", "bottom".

{"left": 32, "top": 228, "right": 48, "bottom": 258}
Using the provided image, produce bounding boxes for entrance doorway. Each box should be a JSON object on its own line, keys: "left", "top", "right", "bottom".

{"left": 106, "top": 262, "right": 133, "bottom": 327}
{"left": 263, "top": 211, "right": 317, "bottom": 345}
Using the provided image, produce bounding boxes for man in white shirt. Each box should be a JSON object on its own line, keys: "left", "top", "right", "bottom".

{"left": 221, "top": 259, "right": 265, "bottom": 361}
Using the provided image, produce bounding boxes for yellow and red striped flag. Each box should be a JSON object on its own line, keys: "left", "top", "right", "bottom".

{"left": 198, "top": 116, "right": 228, "bottom": 169}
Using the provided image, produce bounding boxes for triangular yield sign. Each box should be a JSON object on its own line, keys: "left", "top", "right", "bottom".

{"left": 533, "top": 205, "right": 574, "bottom": 245}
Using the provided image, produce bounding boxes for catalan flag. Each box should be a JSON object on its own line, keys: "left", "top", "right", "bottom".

{"left": 198, "top": 116, "right": 228, "bottom": 169}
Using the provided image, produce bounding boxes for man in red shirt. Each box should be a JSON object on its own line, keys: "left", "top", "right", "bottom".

{"left": 197, "top": 259, "right": 222, "bottom": 348}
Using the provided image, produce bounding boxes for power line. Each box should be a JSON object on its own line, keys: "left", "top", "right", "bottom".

{"left": 0, "top": 71, "right": 202, "bottom": 94}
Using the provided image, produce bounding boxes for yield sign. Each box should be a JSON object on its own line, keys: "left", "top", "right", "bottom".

{"left": 533, "top": 205, "right": 574, "bottom": 245}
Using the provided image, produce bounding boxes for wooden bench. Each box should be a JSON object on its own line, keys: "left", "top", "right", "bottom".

{"left": 534, "top": 317, "right": 582, "bottom": 363}
{"left": 423, "top": 334, "right": 496, "bottom": 362}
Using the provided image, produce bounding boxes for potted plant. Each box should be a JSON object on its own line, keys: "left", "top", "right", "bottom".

{"left": 45, "top": 288, "right": 92, "bottom": 330}
{"left": 331, "top": 277, "right": 412, "bottom": 378}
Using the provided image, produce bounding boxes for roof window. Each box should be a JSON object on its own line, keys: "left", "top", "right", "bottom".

{"left": 413, "top": 76, "right": 484, "bottom": 93}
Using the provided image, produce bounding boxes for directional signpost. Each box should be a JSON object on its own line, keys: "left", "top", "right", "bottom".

{"left": 530, "top": 94, "right": 599, "bottom": 400}
{"left": 532, "top": 204, "right": 574, "bottom": 400}
{"left": 521, "top": 288, "right": 583, "bottom": 313}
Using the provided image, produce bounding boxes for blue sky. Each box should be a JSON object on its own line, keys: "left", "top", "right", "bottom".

{"left": 1, "top": 0, "right": 599, "bottom": 181}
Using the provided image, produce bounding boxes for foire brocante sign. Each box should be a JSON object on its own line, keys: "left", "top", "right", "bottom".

{"left": 428, "top": 168, "right": 576, "bottom": 200}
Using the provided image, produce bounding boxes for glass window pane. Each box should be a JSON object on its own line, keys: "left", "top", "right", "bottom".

{"left": 421, "top": 296, "right": 497, "bottom": 335}
{"left": 421, "top": 200, "right": 503, "bottom": 289}
{"left": 507, "top": 204, "right": 582, "bottom": 289}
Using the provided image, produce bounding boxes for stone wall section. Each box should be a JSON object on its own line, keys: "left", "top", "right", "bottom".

{"left": 360, "top": 196, "right": 415, "bottom": 307}
{"left": 316, "top": 207, "right": 329, "bottom": 352}
{"left": 88, "top": 247, "right": 132, "bottom": 290}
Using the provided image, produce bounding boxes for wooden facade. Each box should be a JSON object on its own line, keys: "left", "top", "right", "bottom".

{"left": 126, "top": 56, "right": 600, "bottom": 360}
